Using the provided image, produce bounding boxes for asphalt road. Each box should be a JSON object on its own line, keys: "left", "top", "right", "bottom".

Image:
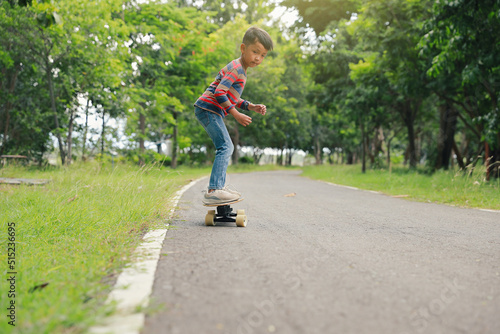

{"left": 142, "top": 170, "right": 500, "bottom": 334}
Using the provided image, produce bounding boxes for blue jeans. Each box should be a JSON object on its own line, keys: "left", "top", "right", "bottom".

{"left": 195, "top": 107, "right": 234, "bottom": 189}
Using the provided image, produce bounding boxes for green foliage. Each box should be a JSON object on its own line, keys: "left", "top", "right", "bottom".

{"left": 419, "top": 0, "right": 500, "bottom": 171}
{"left": 284, "top": 0, "right": 360, "bottom": 34}
{"left": 188, "top": 0, "right": 276, "bottom": 27}
{"left": 120, "top": 149, "right": 172, "bottom": 166}
{"left": 2, "top": 0, "right": 498, "bottom": 178}
{"left": 348, "top": 0, "right": 433, "bottom": 168}
{"left": 239, "top": 155, "right": 255, "bottom": 164}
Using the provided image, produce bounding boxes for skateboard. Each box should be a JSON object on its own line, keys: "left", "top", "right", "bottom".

{"left": 203, "top": 198, "right": 247, "bottom": 227}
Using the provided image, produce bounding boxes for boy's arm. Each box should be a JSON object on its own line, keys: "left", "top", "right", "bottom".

{"left": 228, "top": 108, "right": 252, "bottom": 127}
{"left": 228, "top": 103, "right": 267, "bottom": 126}
{"left": 236, "top": 98, "right": 267, "bottom": 115}
{"left": 236, "top": 99, "right": 250, "bottom": 111}
{"left": 248, "top": 103, "right": 267, "bottom": 115}
{"left": 213, "top": 70, "right": 239, "bottom": 115}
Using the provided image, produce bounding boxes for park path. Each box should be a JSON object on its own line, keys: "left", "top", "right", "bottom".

{"left": 142, "top": 170, "right": 499, "bottom": 334}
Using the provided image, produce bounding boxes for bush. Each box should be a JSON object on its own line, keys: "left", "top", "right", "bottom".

{"left": 118, "top": 149, "right": 171, "bottom": 166}
{"left": 239, "top": 156, "right": 255, "bottom": 164}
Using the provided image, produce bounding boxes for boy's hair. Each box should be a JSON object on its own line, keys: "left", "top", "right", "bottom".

{"left": 242, "top": 27, "right": 274, "bottom": 51}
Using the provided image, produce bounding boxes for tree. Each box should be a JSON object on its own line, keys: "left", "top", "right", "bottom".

{"left": 305, "top": 19, "right": 361, "bottom": 165}
{"left": 284, "top": 0, "right": 360, "bottom": 34}
{"left": 348, "top": 0, "right": 433, "bottom": 169}
{"left": 187, "top": 0, "right": 276, "bottom": 27}
{"left": 348, "top": 54, "right": 394, "bottom": 172}
{"left": 123, "top": 1, "right": 218, "bottom": 167}
{"left": 420, "top": 0, "right": 500, "bottom": 178}
{"left": 16, "top": 1, "right": 72, "bottom": 164}
{"left": 0, "top": 3, "right": 37, "bottom": 157}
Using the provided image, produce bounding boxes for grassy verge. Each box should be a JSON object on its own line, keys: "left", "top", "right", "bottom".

{"left": 0, "top": 162, "right": 210, "bottom": 334}
{"left": 302, "top": 164, "right": 500, "bottom": 211}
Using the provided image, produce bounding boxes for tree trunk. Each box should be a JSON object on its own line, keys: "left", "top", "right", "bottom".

{"left": 485, "top": 141, "right": 490, "bottom": 181}
{"left": 435, "top": 102, "right": 458, "bottom": 170}
{"left": 101, "top": 111, "right": 106, "bottom": 156}
{"left": 470, "top": 143, "right": 485, "bottom": 173}
{"left": 282, "top": 145, "right": 287, "bottom": 166}
{"left": 277, "top": 148, "right": 283, "bottom": 165}
{"left": 171, "top": 111, "right": 178, "bottom": 169}
{"left": 47, "top": 70, "right": 66, "bottom": 165}
{"left": 0, "top": 66, "right": 19, "bottom": 156}
{"left": 287, "top": 149, "right": 293, "bottom": 166}
{"left": 495, "top": 133, "right": 500, "bottom": 178}
{"left": 139, "top": 111, "right": 145, "bottom": 165}
{"left": 253, "top": 148, "right": 263, "bottom": 165}
{"left": 367, "top": 135, "right": 375, "bottom": 165}
{"left": 82, "top": 99, "right": 90, "bottom": 161}
{"left": 490, "top": 142, "right": 500, "bottom": 179}
{"left": 387, "top": 136, "right": 393, "bottom": 169}
{"left": 1, "top": 101, "right": 11, "bottom": 156}
{"left": 66, "top": 108, "right": 75, "bottom": 165}
{"left": 327, "top": 152, "right": 333, "bottom": 164}
{"left": 385, "top": 128, "right": 402, "bottom": 169}
{"left": 407, "top": 123, "right": 417, "bottom": 168}
{"left": 346, "top": 151, "right": 354, "bottom": 165}
{"left": 314, "top": 135, "right": 322, "bottom": 164}
{"left": 452, "top": 139, "right": 466, "bottom": 170}
{"left": 361, "top": 122, "right": 366, "bottom": 173}
{"left": 399, "top": 100, "right": 419, "bottom": 169}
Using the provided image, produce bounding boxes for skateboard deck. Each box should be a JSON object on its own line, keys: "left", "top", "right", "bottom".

{"left": 203, "top": 198, "right": 247, "bottom": 227}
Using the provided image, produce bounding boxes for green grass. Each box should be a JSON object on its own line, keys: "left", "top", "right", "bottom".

{"left": 302, "top": 164, "right": 500, "bottom": 211}
{"left": 0, "top": 162, "right": 210, "bottom": 334}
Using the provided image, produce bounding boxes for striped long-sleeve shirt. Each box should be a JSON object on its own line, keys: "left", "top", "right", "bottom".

{"left": 194, "top": 59, "right": 250, "bottom": 118}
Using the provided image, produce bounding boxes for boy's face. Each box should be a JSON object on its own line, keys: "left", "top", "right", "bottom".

{"left": 240, "top": 41, "right": 268, "bottom": 69}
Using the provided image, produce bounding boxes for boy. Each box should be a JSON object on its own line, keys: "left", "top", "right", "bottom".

{"left": 194, "top": 26, "right": 273, "bottom": 205}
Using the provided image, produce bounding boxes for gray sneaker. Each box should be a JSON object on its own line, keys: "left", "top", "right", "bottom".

{"left": 223, "top": 174, "right": 242, "bottom": 197}
{"left": 223, "top": 184, "right": 242, "bottom": 197}
{"left": 203, "top": 189, "right": 240, "bottom": 205}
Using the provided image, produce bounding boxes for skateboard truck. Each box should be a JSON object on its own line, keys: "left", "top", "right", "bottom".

{"left": 205, "top": 204, "right": 247, "bottom": 227}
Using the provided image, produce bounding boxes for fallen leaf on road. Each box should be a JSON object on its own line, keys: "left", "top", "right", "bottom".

{"left": 284, "top": 192, "right": 296, "bottom": 197}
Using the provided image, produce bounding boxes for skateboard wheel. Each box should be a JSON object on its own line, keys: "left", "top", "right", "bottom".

{"left": 208, "top": 210, "right": 216, "bottom": 215}
{"left": 205, "top": 213, "right": 215, "bottom": 226}
{"left": 237, "top": 209, "right": 245, "bottom": 215}
{"left": 236, "top": 215, "right": 247, "bottom": 227}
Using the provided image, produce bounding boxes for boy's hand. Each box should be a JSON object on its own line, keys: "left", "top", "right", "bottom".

{"left": 230, "top": 109, "right": 252, "bottom": 126}
{"left": 249, "top": 103, "right": 267, "bottom": 115}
